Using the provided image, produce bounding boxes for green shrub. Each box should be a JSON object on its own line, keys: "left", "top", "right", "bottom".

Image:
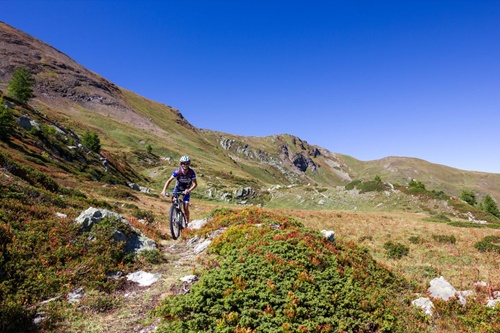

{"left": 479, "top": 194, "right": 500, "bottom": 218}
{"left": 383, "top": 242, "right": 410, "bottom": 259}
{"left": 345, "top": 179, "right": 388, "bottom": 193}
{"left": 409, "top": 236, "right": 424, "bottom": 244}
{"left": 345, "top": 179, "right": 361, "bottom": 190}
{"left": 408, "top": 179, "right": 426, "bottom": 190}
{"left": 447, "top": 221, "right": 485, "bottom": 228}
{"left": 432, "top": 234, "right": 457, "bottom": 244}
{"left": 460, "top": 189, "right": 477, "bottom": 206}
{"left": 0, "top": 152, "right": 59, "bottom": 192}
{"left": 133, "top": 209, "right": 155, "bottom": 223}
{"left": 155, "top": 208, "right": 426, "bottom": 332}
{"left": 474, "top": 235, "right": 500, "bottom": 254}
{"left": 7, "top": 66, "right": 35, "bottom": 104}
{"left": 358, "top": 180, "right": 388, "bottom": 193}
{"left": 81, "top": 130, "right": 101, "bottom": 153}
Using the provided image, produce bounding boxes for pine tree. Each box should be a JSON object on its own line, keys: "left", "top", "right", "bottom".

{"left": 81, "top": 130, "right": 101, "bottom": 153}
{"left": 7, "top": 67, "right": 35, "bottom": 104}
{"left": 460, "top": 189, "right": 477, "bottom": 206}
{"left": 480, "top": 194, "right": 500, "bottom": 218}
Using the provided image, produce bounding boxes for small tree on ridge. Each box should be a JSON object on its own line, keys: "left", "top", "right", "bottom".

{"left": 8, "top": 67, "right": 35, "bottom": 105}
{"left": 82, "top": 130, "right": 101, "bottom": 153}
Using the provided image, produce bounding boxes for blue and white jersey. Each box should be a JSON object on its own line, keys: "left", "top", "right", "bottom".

{"left": 172, "top": 168, "right": 196, "bottom": 190}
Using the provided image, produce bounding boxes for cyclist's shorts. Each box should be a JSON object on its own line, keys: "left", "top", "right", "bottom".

{"left": 173, "top": 188, "right": 191, "bottom": 203}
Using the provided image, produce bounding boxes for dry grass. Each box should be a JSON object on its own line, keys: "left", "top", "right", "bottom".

{"left": 275, "top": 208, "right": 500, "bottom": 291}
{"left": 132, "top": 189, "right": 500, "bottom": 292}
{"left": 86, "top": 181, "right": 500, "bottom": 293}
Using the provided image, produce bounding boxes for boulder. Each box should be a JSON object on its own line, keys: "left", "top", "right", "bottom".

{"left": 75, "top": 207, "right": 157, "bottom": 254}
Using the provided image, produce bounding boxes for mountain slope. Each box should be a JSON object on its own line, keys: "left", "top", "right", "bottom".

{"left": 1, "top": 21, "right": 499, "bottom": 204}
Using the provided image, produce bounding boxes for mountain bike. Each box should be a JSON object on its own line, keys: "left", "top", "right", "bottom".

{"left": 168, "top": 192, "right": 187, "bottom": 240}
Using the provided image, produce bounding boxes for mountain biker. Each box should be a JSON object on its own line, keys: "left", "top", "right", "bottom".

{"left": 161, "top": 156, "right": 197, "bottom": 224}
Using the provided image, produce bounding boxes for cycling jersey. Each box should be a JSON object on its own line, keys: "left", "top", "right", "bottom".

{"left": 172, "top": 167, "right": 196, "bottom": 191}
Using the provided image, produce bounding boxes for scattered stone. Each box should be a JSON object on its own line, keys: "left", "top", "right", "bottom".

{"left": 127, "top": 271, "right": 161, "bottom": 287}
{"left": 412, "top": 297, "right": 434, "bottom": 316}
{"left": 193, "top": 240, "right": 212, "bottom": 254}
{"left": 189, "top": 218, "right": 209, "bottom": 230}
{"left": 17, "top": 115, "right": 40, "bottom": 131}
{"left": 467, "top": 212, "right": 487, "bottom": 224}
{"left": 128, "top": 183, "right": 140, "bottom": 191}
{"left": 487, "top": 298, "right": 500, "bottom": 308}
{"left": 55, "top": 212, "right": 67, "bottom": 218}
{"left": 74, "top": 207, "right": 157, "bottom": 254}
{"left": 67, "top": 287, "right": 85, "bottom": 304}
{"left": 139, "top": 186, "right": 151, "bottom": 193}
{"left": 180, "top": 275, "right": 198, "bottom": 284}
{"left": 428, "top": 276, "right": 470, "bottom": 305}
{"left": 107, "top": 271, "right": 123, "bottom": 280}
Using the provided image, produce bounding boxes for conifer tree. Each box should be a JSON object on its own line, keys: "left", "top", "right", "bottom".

{"left": 480, "top": 194, "right": 500, "bottom": 218}
{"left": 460, "top": 189, "right": 477, "bottom": 206}
{"left": 81, "top": 130, "right": 101, "bottom": 153}
{"left": 7, "top": 67, "right": 35, "bottom": 104}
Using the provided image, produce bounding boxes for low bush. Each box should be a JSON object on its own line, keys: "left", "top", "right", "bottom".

{"left": 432, "top": 234, "right": 457, "bottom": 244}
{"left": 155, "top": 208, "right": 428, "bottom": 332}
{"left": 474, "top": 235, "right": 500, "bottom": 254}
{"left": 383, "top": 241, "right": 410, "bottom": 259}
{"left": 409, "top": 236, "right": 424, "bottom": 244}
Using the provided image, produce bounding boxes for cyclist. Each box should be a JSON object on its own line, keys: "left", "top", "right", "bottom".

{"left": 161, "top": 156, "right": 197, "bottom": 224}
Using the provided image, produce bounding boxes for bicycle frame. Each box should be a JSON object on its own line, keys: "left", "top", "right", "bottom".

{"left": 169, "top": 192, "right": 186, "bottom": 240}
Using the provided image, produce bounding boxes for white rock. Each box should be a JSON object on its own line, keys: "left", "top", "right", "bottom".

{"left": 127, "top": 271, "right": 161, "bottom": 287}
{"left": 412, "top": 297, "right": 434, "bottom": 316}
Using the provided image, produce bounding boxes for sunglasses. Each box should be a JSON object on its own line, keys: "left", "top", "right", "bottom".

{"left": 181, "top": 162, "right": 190, "bottom": 165}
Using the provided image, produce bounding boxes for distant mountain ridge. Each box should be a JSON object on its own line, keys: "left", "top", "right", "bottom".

{"left": 1, "top": 21, "right": 499, "bottom": 204}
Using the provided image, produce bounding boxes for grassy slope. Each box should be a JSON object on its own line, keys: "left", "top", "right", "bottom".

{"left": 2, "top": 95, "right": 500, "bottom": 332}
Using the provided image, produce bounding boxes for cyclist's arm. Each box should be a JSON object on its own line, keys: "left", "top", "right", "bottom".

{"left": 185, "top": 178, "right": 197, "bottom": 194}
{"left": 161, "top": 175, "right": 175, "bottom": 196}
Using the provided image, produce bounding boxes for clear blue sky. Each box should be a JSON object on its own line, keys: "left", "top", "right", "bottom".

{"left": 3, "top": 1, "right": 499, "bottom": 173}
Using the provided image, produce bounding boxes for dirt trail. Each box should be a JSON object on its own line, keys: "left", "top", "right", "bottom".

{"left": 85, "top": 239, "right": 201, "bottom": 333}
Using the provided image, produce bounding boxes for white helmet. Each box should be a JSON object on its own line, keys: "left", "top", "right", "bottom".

{"left": 180, "top": 155, "right": 191, "bottom": 164}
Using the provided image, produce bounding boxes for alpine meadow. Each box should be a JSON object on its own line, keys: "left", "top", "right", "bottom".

{"left": 1, "top": 21, "right": 500, "bottom": 333}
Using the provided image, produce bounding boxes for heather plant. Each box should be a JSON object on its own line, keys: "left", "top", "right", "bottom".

{"left": 408, "top": 236, "right": 424, "bottom": 244}
{"left": 0, "top": 154, "right": 140, "bottom": 331}
{"left": 383, "top": 241, "right": 410, "bottom": 259}
{"left": 344, "top": 179, "right": 389, "bottom": 193}
{"left": 155, "top": 208, "right": 429, "bottom": 332}
{"left": 474, "top": 235, "right": 500, "bottom": 254}
{"left": 432, "top": 234, "right": 457, "bottom": 244}
{"left": 432, "top": 296, "right": 500, "bottom": 331}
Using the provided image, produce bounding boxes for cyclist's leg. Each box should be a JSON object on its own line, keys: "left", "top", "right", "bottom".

{"left": 182, "top": 193, "right": 191, "bottom": 223}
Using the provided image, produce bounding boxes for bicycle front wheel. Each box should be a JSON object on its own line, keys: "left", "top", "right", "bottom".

{"left": 169, "top": 205, "right": 181, "bottom": 240}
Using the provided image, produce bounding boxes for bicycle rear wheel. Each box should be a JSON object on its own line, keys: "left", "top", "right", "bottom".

{"left": 169, "top": 205, "right": 181, "bottom": 240}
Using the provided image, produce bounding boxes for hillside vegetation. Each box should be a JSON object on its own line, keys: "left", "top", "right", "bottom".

{"left": 1, "top": 21, "right": 500, "bottom": 332}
